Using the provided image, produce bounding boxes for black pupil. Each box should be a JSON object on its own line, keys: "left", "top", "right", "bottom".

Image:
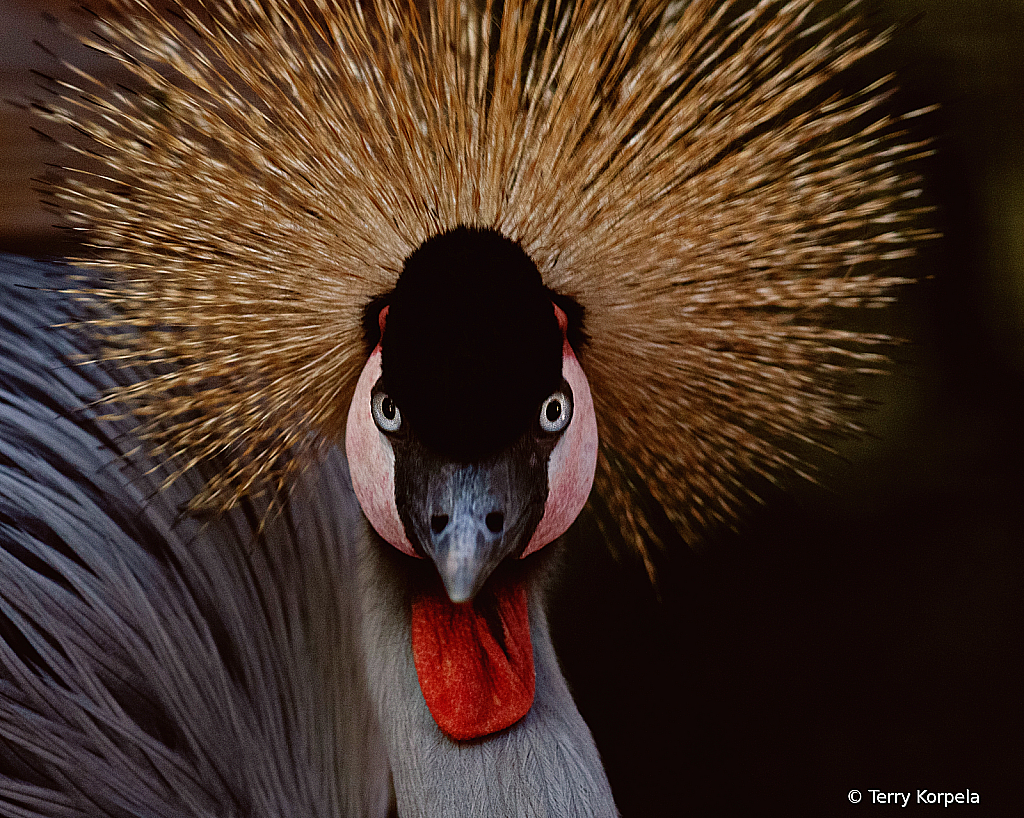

{"left": 546, "top": 399, "right": 562, "bottom": 423}
{"left": 381, "top": 396, "right": 396, "bottom": 420}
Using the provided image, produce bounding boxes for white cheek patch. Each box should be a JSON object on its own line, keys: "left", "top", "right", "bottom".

{"left": 345, "top": 347, "right": 418, "bottom": 556}
{"left": 521, "top": 329, "right": 599, "bottom": 557}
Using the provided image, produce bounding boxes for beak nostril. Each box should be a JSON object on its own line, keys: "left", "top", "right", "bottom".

{"left": 485, "top": 512, "right": 504, "bottom": 533}
{"left": 430, "top": 514, "right": 449, "bottom": 535}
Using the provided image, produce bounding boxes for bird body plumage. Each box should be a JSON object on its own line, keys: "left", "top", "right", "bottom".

{"left": 1, "top": 0, "right": 927, "bottom": 814}
{"left": 0, "top": 254, "right": 391, "bottom": 816}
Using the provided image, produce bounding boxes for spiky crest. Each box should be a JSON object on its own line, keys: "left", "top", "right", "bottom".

{"left": 37, "top": 0, "right": 930, "bottom": 571}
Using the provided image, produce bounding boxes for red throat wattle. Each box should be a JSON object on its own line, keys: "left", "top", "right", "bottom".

{"left": 411, "top": 573, "right": 535, "bottom": 740}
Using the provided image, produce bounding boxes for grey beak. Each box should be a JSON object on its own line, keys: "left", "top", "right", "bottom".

{"left": 397, "top": 445, "right": 547, "bottom": 604}
{"left": 427, "top": 504, "right": 507, "bottom": 603}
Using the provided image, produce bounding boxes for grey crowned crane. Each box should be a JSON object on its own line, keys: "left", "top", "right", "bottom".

{"left": 0, "top": 1, "right": 926, "bottom": 815}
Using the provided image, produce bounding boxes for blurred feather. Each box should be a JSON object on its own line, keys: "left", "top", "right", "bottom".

{"left": 0, "top": 254, "right": 390, "bottom": 816}
{"left": 33, "top": 0, "right": 930, "bottom": 562}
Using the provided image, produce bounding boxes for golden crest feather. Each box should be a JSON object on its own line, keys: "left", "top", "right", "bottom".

{"left": 40, "top": 0, "right": 929, "bottom": 568}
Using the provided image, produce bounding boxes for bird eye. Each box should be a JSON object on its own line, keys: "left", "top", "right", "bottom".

{"left": 371, "top": 392, "right": 402, "bottom": 433}
{"left": 539, "top": 390, "right": 573, "bottom": 434}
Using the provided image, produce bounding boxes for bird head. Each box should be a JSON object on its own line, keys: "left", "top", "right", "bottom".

{"left": 347, "top": 227, "right": 597, "bottom": 602}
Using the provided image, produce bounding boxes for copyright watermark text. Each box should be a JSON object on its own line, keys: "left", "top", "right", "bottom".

{"left": 847, "top": 790, "right": 981, "bottom": 807}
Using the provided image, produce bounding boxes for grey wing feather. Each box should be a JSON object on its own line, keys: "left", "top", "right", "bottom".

{"left": 0, "top": 255, "right": 390, "bottom": 818}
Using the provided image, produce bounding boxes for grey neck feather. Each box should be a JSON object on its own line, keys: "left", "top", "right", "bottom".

{"left": 352, "top": 498, "right": 619, "bottom": 818}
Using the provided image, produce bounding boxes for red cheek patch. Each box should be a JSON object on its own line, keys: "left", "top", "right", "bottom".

{"left": 522, "top": 313, "right": 598, "bottom": 556}
{"left": 411, "top": 573, "right": 535, "bottom": 740}
{"left": 345, "top": 346, "right": 417, "bottom": 555}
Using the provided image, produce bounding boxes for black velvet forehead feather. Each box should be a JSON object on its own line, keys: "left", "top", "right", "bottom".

{"left": 376, "top": 226, "right": 564, "bottom": 460}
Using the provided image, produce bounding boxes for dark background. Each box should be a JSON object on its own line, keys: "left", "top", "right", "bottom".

{"left": 2, "top": 1, "right": 1020, "bottom": 815}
